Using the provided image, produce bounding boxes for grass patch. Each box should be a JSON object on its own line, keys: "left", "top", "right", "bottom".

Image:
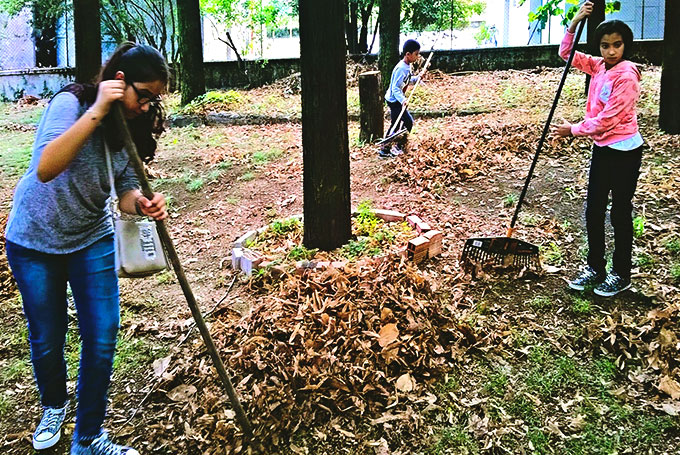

{"left": 0, "top": 358, "right": 31, "bottom": 384}
{"left": 670, "top": 263, "right": 680, "bottom": 283}
{"left": 182, "top": 90, "right": 243, "bottom": 114}
{"left": 633, "top": 215, "right": 645, "bottom": 238}
{"left": 428, "top": 423, "right": 479, "bottom": 454}
{"left": 542, "top": 242, "right": 564, "bottom": 266}
{"left": 0, "top": 130, "right": 34, "bottom": 176}
{"left": 571, "top": 296, "right": 592, "bottom": 315}
{"left": 483, "top": 370, "right": 509, "bottom": 398}
{"left": 287, "top": 245, "right": 317, "bottom": 261}
{"left": 113, "top": 334, "right": 169, "bottom": 377}
{"left": 252, "top": 148, "right": 284, "bottom": 165}
{"left": 270, "top": 218, "right": 301, "bottom": 236}
{"left": 186, "top": 177, "right": 205, "bottom": 193}
{"left": 528, "top": 295, "right": 552, "bottom": 310}
{"left": 665, "top": 238, "right": 680, "bottom": 255}
{"left": 503, "top": 193, "right": 518, "bottom": 208}
{"left": 239, "top": 171, "right": 255, "bottom": 182}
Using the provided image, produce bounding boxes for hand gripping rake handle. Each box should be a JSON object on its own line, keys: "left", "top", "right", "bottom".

{"left": 386, "top": 46, "right": 437, "bottom": 138}
{"left": 112, "top": 104, "right": 254, "bottom": 440}
{"left": 507, "top": 19, "right": 586, "bottom": 238}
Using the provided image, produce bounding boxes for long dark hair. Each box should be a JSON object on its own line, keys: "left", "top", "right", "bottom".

{"left": 58, "top": 42, "right": 169, "bottom": 162}
{"left": 594, "top": 20, "right": 634, "bottom": 61}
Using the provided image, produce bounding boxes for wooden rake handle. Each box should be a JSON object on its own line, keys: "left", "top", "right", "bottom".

{"left": 112, "top": 103, "right": 253, "bottom": 440}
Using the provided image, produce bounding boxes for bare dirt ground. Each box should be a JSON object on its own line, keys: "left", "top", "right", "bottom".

{"left": 1, "top": 66, "right": 678, "bottom": 454}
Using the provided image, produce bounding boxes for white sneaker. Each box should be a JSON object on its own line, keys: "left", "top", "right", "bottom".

{"left": 33, "top": 401, "right": 68, "bottom": 450}
{"left": 390, "top": 145, "right": 404, "bottom": 156}
{"left": 71, "top": 432, "right": 140, "bottom": 455}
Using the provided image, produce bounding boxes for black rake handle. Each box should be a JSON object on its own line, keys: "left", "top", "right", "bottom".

{"left": 508, "top": 19, "right": 586, "bottom": 235}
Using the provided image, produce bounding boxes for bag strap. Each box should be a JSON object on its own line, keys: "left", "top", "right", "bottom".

{"left": 103, "top": 138, "right": 121, "bottom": 220}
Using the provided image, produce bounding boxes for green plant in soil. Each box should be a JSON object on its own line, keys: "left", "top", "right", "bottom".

{"left": 287, "top": 245, "right": 317, "bottom": 261}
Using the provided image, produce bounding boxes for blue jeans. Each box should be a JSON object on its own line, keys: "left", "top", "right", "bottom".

{"left": 6, "top": 234, "right": 119, "bottom": 442}
{"left": 387, "top": 100, "right": 414, "bottom": 133}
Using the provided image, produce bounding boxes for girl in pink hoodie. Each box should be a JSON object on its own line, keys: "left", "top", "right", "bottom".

{"left": 551, "top": 2, "right": 642, "bottom": 297}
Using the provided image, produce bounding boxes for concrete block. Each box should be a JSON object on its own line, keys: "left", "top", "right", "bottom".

{"left": 406, "top": 215, "right": 424, "bottom": 229}
{"left": 408, "top": 236, "right": 430, "bottom": 264}
{"left": 233, "top": 229, "right": 258, "bottom": 248}
{"left": 372, "top": 209, "right": 406, "bottom": 222}
{"left": 231, "top": 247, "right": 243, "bottom": 270}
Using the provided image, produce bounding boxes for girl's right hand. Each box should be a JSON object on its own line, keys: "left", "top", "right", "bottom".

{"left": 574, "top": 1, "right": 593, "bottom": 23}
{"left": 91, "top": 80, "right": 126, "bottom": 116}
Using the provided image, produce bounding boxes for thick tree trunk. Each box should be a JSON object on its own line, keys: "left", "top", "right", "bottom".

{"left": 378, "top": 0, "right": 401, "bottom": 97}
{"left": 585, "top": 0, "right": 605, "bottom": 93}
{"left": 300, "top": 0, "right": 352, "bottom": 251}
{"left": 660, "top": 0, "right": 680, "bottom": 133}
{"left": 359, "top": 71, "right": 383, "bottom": 143}
{"left": 73, "top": 0, "right": 101, "bottom": 83}
{"left": 177, "top": 0, "right": 206, "bottom": 106}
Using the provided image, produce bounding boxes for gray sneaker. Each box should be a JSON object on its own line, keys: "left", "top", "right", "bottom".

{"left": 71, "top": 432, "right": 139, "bottom": 455}
{"left": 568, "top": 266, "right": 605, "bottom": 291}
{"left": 33, "top": 401, "right": 68, "bottom": 450}
{"left": 594, "top": 272, "right": 631, "bottom": 297}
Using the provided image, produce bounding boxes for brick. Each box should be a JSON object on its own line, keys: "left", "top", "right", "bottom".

{"left": 330, "top": 261, "right": 347, "bottom": 270}
{"left": 424, "top": 230, "right": 443, "bottom": 257}
{"left": 231, "top": 247, "right": 243, "bottom": 270}
{"left": 415, "top": 221, "right": 432, "bottom": 234}
{"left": 233, "top": 229, "right": 258, "bottom": 248}
{"left": 314, "top": 261, "right": 331, "bottom": 270}
{"left": 408, "top": 236, "right": 430, "bottom": 264}
{"left": 406, "top": 215, "right": 424, "bottom": 229}
{"left": 372, "top": 209, "right": 406, "bottom": 222}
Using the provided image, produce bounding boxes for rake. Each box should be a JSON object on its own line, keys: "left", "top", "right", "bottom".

{"left": 461, "top": 20, "right": 586, "bottom": 272}
{"left": 377, "top": 46, "right": 436, "bottom": 146}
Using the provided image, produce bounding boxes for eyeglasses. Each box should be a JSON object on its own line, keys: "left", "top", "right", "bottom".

{"left": 128, "top": 81, "right": 162, "bottom": 106}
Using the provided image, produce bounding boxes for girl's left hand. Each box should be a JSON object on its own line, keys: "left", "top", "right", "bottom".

{"left": 137, "top": 193, "right": 168, "bottom": 221}
{"left": 550, "top": 122, "right": 573, "bottom": 138}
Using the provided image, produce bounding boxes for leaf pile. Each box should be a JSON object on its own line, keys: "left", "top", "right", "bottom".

{"left": 391, "top": 122, "right": 590, "bottom": 193}
{"left": 159, "top": 258, "right": 473, "bottom": 451}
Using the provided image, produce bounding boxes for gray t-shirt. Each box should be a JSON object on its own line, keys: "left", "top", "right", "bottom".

{"left": 5, "top": 92, "right": 139, "bottom": 254}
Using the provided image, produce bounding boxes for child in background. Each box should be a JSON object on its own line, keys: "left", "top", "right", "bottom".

{"left": 379, "top": 39, "right": 421, "bottom": 159}
{"left": 551, "top": 1, "right": 643, "bottom": 297}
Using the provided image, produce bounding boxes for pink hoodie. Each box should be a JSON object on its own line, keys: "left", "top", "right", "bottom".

{"left": 559, "top": 31, "right": 641, "bottom": 147}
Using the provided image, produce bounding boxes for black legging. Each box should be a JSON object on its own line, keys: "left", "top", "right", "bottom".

{"left": 585, "top": 144, "right": 642, "bottom": 280}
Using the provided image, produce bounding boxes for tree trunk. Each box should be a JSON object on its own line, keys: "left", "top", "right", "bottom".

{"left": 177, "top": 0, "right": 206, "bottom": 105}
{"left": 378, "top": 0, "right": 401, "bottom": 97}
{"left": 73, "top": 0, "right": 101, "bottom": 83}
{"left": 358, "top": 1, "right": 375, "bottom": 53}
{"left": 585, "top": 0, "right": 605, "bottom": 93}
{"left": 660, "top": 0, "right": 680, "bottom": 133}
{"left": 33, "top": 10, "right": 57, "bottom": 68}
{"left": 300, "top": 0, "right": 352, "bottom": 251}
{"left": 359, "top": 71, "right": 383, "bottom": 143}
{"left": 345, "top": 0, "right": 359, "bottom": 53}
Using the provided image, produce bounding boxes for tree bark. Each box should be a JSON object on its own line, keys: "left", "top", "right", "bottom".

{"left": 359, "top": 71, "right": 383, "bottom": 143}
{"left": 378, "top": 0, "right": 401, "bottom": 97}
{"left": 346, "top": 0, "right": 359, "bottom": 53}
{"left": 73, "top": 0, "right": 101, "bottom": 83}
{"left": 585, "top": 0, "right": 605, "bottom": 93}
{"left": 358, "top": 0, "right": 375, "bottom": 53}
{"left": 300, "top": 0, "right": 352, "bottom": 251}
{"left": 177, "top": 0, "right": 206, "bottom": 105}
{"left": 660, "top": 0, "right": 680, "bottom": 133}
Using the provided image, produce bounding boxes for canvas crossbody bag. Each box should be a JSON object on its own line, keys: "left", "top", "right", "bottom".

{"left": 104, "top": 141, "right": 169, "bottom": 278}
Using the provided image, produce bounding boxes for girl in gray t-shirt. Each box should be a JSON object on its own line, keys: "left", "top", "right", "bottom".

{"left": 5, "top": 42, "right": 169, "bottom": 455}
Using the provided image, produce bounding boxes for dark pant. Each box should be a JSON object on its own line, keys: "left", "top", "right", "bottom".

{"left": 585, "top": 144, "right": 642, "bottom": 280}
{"left": 387, "top": 100, "right": 414, "bottom": 134}
{"left": 6, "top": 235, "right": 119, "bottom": 442}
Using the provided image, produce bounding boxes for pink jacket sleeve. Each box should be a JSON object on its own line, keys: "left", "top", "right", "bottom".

{"left": 559, "top": 31, "right": 599, "bottom": 76}
{"left": 571, "top": 75, "right": 639, "bottom": 137}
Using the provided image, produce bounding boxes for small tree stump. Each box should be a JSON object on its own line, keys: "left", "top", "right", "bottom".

{"left": 359, "top": 71, "right": 384, "bottom": 143}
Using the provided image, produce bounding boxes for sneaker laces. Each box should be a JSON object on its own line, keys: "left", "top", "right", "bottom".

{"left": 36, "top": 406, "right": 66, "bottom": 436}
